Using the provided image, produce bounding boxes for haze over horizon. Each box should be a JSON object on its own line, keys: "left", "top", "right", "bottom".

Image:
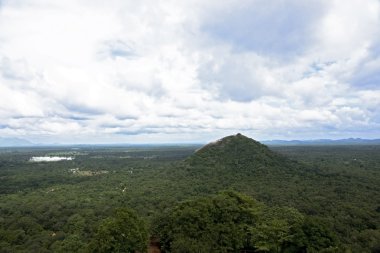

{"left": 0, "top": 0, "right": 379, "bottom": 144}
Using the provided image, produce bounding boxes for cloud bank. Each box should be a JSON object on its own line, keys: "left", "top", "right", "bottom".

{"left": 0, "top": 0, "right": 379, "bottom": 143}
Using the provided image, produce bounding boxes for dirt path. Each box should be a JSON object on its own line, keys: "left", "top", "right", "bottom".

{"left": 148, "top": 238, "right": 161, "bottom": 253}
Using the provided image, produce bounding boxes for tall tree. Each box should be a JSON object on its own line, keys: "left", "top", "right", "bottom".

{"left": 88, "top": 208, "right": 148, "bottom": 253}
{"left": 155, "top": 191, "right": 263, "bottom": 253}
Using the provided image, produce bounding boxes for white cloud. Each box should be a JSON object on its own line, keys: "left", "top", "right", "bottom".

{"left": 0, "top": 0, "right": 379, "bottom": 143}
{"left": 316, "top": 0, "right": 380, "bottom": 60}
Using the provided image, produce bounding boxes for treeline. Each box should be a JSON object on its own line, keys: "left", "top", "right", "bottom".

{"left": 65, "top": 191, "right": 339, "bottom": 253}
{"left": 154, "top": 191, "right": 337, "bottom": 253}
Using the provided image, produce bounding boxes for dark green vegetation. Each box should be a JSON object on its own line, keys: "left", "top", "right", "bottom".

{"left": 155, "top": 191, "right": 337, "bottom": 253}
{"left": 0, "top": 134, "right": 379, "bottom": 252}
{"left": 89, "top": 208, "right": 148, "bottom": 253}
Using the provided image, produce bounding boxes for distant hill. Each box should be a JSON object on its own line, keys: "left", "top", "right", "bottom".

{"left": 0, "top": 137, "right": 34, "bottom": 147}
{"left": 173, "top": 133, "right": 312, "bottom": 206}
{"left": 187, "top": 133, "right": 287, "bottom": 168}
{"left": 262, "top": 138, "right": 380, "bottom": 146}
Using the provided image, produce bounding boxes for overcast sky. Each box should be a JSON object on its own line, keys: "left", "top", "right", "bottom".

{"left": 0, "top": 0, "right": 379, "bottom": 144}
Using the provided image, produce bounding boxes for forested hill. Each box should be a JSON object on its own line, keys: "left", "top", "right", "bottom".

{"left": 187, "top": 133, "right": 282, "bottom": 167}
{"left": 138, "top": 135, "right": 307, "bottom": 226}
{"left": 158, "top": 134, "right": 379, "bottom": 252}
{"left": 183, "top": 133, "right": 309, "bottom": 190}
{"left": 151, "top": 135, "right": 341, "bottom": 252}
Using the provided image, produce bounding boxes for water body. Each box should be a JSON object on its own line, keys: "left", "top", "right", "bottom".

{"left": 29, "top": 157, "right": 74, "bottom": 162}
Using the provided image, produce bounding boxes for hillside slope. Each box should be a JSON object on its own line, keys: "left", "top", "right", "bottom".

{"left": 184, "top": 133, "right": 307, "bottom": 180}
{"left": 187, "top": 133, "right": 281, "bottom": 167}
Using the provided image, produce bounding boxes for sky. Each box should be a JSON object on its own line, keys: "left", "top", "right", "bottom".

{"left": 0, "top": 0, "right": 379, "bottom": 144}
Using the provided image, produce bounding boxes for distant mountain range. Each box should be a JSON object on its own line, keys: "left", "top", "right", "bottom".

{"left": 0, "top": 136, "right": 379, "bottom": 147}
{"left": 262, "top": 138, "right": 380, "bottom": 145}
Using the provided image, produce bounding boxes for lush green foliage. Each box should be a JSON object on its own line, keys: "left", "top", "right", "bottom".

{"left": 88, "top": 208, "right": 148, "bottom": 253}
{"left": 187, "top": 133, "right": 281, "bottom": 168}
{"left": 0, "top": 136, "right": 379, "bottom": 252}
{"left": 155, "top": 191, "right": 263, "bottom": 252}
{"left": 155, "top": 191, "right": 337, "bottom": 253}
